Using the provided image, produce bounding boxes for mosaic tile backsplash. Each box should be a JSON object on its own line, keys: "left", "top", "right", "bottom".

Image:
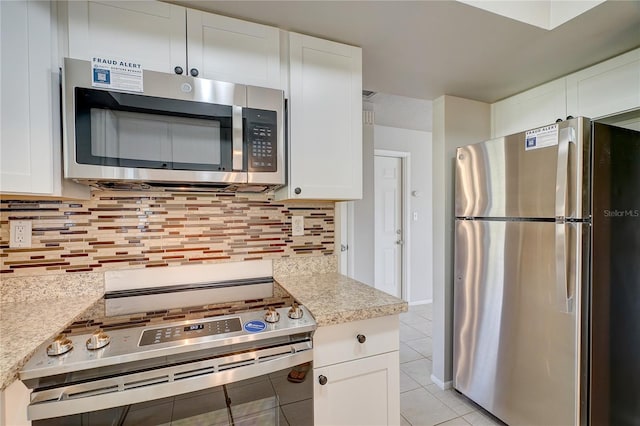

{"left": 0, "top": 191, "right": 334, "bottom": 276}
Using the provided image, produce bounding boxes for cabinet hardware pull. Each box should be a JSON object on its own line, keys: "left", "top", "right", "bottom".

{"left": 357, "top": 334, "right": 366, "bottom": 344}
{"left": 318, "top": 375, "right": 328, "bottom": 385}
{"left": 174, "top": 66, "right": 184, "bottom": 75}
{"left": 190, "top": 68, "right": 199, "bottom": 77}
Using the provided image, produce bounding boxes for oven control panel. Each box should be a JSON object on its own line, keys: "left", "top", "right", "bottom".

{"left": 139, "top": 317, "right": 242, "bottom": 346}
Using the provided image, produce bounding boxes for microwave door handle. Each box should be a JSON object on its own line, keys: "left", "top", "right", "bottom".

{"left": 232, "top": 106, "right": 243, "bottom": 171}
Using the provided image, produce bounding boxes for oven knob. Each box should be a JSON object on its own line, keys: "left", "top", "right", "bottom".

{"left": 46, "top": 334, "right": 73, "bottom": 356}
{"left": 86, "top": 330, "right": 111, "bottom": 350}
{"left": 288, "top": 303, "right": 304, "bottom": 319}
{"left": 265, "top": 307, "right": 280, "bottom": 323}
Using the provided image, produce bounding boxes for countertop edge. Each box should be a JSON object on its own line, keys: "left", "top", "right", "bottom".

{"left": 2, "top": 273, "right": 408, "bottom": 390}
{"left": 0, "top": 295, "right": 103, "bottom": 391}
{"left": 275, "top": 272, "right": 409, "bottom": 327}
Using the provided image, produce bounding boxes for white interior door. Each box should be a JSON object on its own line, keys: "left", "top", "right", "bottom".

{"left": 374, "top": 155, "right": 402, "bottom": 298}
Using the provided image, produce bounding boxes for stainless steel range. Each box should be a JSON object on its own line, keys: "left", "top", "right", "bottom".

{"left": 19, "top": 264, "right": 315, "bottom": 424}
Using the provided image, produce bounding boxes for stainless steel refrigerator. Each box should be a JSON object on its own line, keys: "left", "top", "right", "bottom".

{"left": 453, "top": 117, "right": 640, "bottom": 425}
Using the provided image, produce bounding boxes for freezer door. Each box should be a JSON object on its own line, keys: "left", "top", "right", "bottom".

{"left": 453, "top": 219, "right": 586, "bottom": 426}
{"left": 591, "top": 123, "right": 640, "bottom": 425}
{"left": 455, "top": 117, "right": 591, "bottom": 219}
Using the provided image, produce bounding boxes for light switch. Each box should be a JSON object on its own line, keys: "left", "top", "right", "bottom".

{"left": 292, "top": 216, "right": 304, "bottom": 236}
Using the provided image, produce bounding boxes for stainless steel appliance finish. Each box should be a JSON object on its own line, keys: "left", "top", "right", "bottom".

{"left": 62, "top": 58, "right": 285, "bottom": 192}
{"left": 19, "top": 278, "right": 315, "bottom": 421}
{"left": 453, "top": 117, "right": 640, "bottom": 425}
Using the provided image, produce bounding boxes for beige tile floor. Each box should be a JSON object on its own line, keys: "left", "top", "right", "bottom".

{"left": 399, "top": 304, "right": 503, "bottom": 426}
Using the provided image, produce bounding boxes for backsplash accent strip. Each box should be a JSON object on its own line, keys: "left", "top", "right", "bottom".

{"left": 0, "top": 191, "right": 334, "bottom": 276}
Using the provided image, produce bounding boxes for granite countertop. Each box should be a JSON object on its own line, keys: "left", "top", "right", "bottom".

{"left": 0, "top": 270, "right": 406, "bottom": 390}
{"left": 0, "top": 295, "right": 102, "bottom": 390}
{"left": 276, "top": 272, "right": 408, "bottom": 326}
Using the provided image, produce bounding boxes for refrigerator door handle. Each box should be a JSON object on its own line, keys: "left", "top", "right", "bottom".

{"left": 555, "top": 222, "right": 574, "bottom": 313}
{"left": 555, "top": 127, "right": 575, "bottom": 220}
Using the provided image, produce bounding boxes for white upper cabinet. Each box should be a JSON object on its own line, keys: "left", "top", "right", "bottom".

{"left": 67, "top": 1, "right": 187, "bottom": 74}
{"left": 492, "top": 47, "right": 640, "bottom": 138}
{"left": 491, "top": 78, "right": 567, "bottom": 138}
{"left": 566, "top": 48, "right": 640, "bottom": 120}
{"left": 1, "top": 0, "right": 88, "bottom": 197}
{"left": 186, "top": 10, "right": 281, "bottom": 88}
{"left": 279, "top": 33, "right": 362, "bottom": 201}
{"left": 66, "top": 1, "right": 282, "bottom": 88}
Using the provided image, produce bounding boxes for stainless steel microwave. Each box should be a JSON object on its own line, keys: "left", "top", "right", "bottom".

{"left": 62, "top": 58, "right": 285, "bottom": 192}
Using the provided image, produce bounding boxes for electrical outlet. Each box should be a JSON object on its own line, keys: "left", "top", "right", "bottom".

{"left": 10, "top": 220, "right": 32, "bottom": 248}
{"left": 292, "top": 216, "right": 304, "bottom": 236}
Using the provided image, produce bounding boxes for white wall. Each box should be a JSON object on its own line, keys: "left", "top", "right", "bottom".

{"left": 353, "top": 121, "right": 375, "bottom": 285}
{"left": 353, "top": 116, "right": 433, "bottom": 304}
{"left": 374, "top": 125, "right": 433, "bottom": 303}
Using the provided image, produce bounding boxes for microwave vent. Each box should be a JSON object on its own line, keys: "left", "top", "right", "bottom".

{"left": 83, "top": 181, "right": 277, "bottom": 193}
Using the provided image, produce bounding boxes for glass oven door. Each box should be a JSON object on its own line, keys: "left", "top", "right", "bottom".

{"left": 74, "top": 88, "right": 236, "bottom": 173}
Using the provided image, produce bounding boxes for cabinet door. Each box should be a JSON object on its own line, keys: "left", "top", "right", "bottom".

{"left": 186, "top": 10, "right": 281, "bottom": 88}
{"left": 283, "top": 33, "right": 363, "bottom": 201}
{"left": 314, "top": 352, "right": 400, "bottom": 426}
{"left": 67, "top": 1, "right": 186, "bottom": 74}
{"left": 566, "top": 48, "right": 640, "bottom": 119}
{"left": 1, "top": 1, "right": 54, "bottom": 194}
{"left": 491, "top": 78, "right": 567, "bottom": 138}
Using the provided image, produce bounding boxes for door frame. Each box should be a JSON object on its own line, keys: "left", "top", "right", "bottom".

{"left": 374, "top": 149, "right": 411, "bottom": 301}
{"left": 335, "top": 201, "right": 354, "bottom": 276}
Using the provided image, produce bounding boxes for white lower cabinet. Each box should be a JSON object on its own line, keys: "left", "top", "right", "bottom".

{"left": 314, "top": 351, "right": 400, "bottom": 426}
{"left": 0, "top": 380, "right": 30, "bottom": 426}
{"left": 312, "top": 315, "right": 400, "bottom": 426}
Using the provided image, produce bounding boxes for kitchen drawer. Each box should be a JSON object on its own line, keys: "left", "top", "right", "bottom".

{"left": 313, "top": 315, "right": 399, "bottom": 368}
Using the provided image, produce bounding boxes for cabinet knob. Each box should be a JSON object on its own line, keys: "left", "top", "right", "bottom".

{"left": 190, "top": 68, "right": 199, "bottom": 77}
{"left": 556, "top": 118, "right": 563, "bottom": 123}
{"left": 294, "top": 187, "right": 302, "bottom": 195}
{"left": 174, "top": 66, "right": 184, "bottom": 75}
{"left": 318, "top": 375, "right": 328, "bottom": 385}
{"left": 357, "top": 334, "right": 366, "bottom": 344}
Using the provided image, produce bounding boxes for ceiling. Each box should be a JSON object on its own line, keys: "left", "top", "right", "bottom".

{"left": 171, "top": 0, "right": 640, "bottom": 103}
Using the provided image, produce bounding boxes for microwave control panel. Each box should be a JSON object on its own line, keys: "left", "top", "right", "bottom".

{"left": 245, "top": 109, "right": 277, "bottom": 172}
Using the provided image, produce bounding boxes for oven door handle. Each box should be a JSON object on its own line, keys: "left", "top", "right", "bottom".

{"left": 28, "top": 342, "right": 313, "bottom": 421}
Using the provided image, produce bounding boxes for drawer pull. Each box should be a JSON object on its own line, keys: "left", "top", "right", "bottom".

{"left": 357, "top": 334, "right": 366, "bottom": 344}
{"left": 318, "top": 375, "right": 328, "bottom": 385}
